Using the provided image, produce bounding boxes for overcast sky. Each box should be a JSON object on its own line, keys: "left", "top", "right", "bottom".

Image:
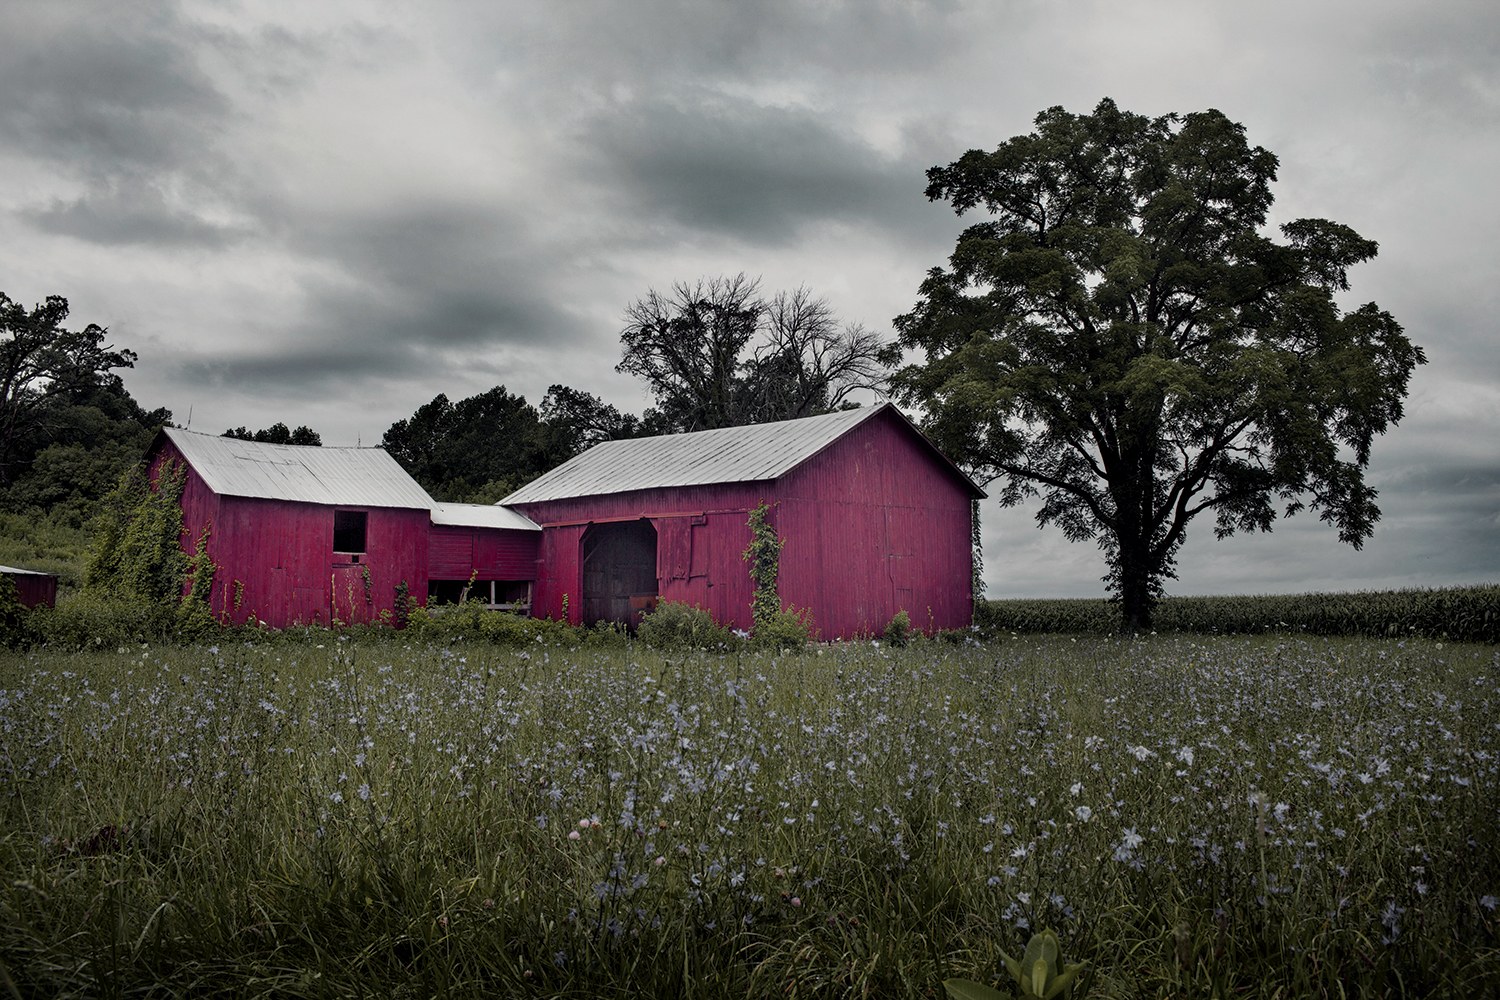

{"left": 2, "top": 0, "right": 1496, "bottom": 598}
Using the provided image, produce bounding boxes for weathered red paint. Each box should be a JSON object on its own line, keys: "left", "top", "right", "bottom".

{"left": 148, "top": 439, "right": 431, "bottom": 629}
{"left": 508, "top": 407, "right": 979, "bottom": 638}
{"left": 6, "top": 571, "right": 56, "bottom": 609}
{"left": 428, "top": 525, "right": 539, "bottom": 581}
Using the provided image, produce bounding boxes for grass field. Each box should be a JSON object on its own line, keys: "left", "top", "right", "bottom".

{"left": 2, "top": 633, "right": 1497, "bottom": 998}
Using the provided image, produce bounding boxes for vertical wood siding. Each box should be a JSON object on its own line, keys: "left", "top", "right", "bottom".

{"left": 776, "top": 409, "right": 975, "bottom": 637}
{"left": 428, "top": 526, "right": 540, "bottom": 580}
{"left": 8, "top": 573, "right": 56, "bottom": 609}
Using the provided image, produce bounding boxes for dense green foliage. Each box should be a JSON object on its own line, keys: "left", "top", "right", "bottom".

{"left": 222, "top": 422, "right": 322, "bottom": 446}
{"left": 980, "top": 583, "right": 1500, "bottom": 642}
{"left": 887, "top": 99, "right": 1425, "bottom": 630}
{"left": 2, "top": 635, "right": 1495, "bottom": 997}
{"left": 382, "top": 384, "right": 644, "bottom": 503}
{"left": 0, "top": 293, "right": 170, "bottom": 521}
{"left": 744, "top": 500, "right": 783, "bottom": 628}
{"left": 0, "top": 507, "right": 92, "bottom": 591}
{"left": 635, "top": 600, "right": 732, "bottom": 648}
{"left": 743, "top": 500, "right": 813, "bottom": 648}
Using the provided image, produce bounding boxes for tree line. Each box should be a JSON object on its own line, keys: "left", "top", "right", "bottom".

{"left": 3, "top": 96, "right": 1427, "bottom": 629}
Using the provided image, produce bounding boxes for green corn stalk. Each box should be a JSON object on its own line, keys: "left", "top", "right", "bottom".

{"left": 944, "top": 928, "right": 1087, "bottom": 1000}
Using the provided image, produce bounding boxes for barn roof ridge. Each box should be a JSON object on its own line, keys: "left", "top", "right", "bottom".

{"left": 500, "top": 403, "right": 984, "bottom": 505}
{"left": 153, "top": 427, "right": 439, "bottom": 510}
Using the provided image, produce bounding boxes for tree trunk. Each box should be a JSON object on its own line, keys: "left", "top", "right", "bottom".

{"left": 1115, "top": 537, "right": 1155, "bottom": 632}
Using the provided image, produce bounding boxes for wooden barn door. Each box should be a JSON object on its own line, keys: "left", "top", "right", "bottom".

{"left": 331, "top": 564, "right": 373, "bottom": 625}
{"left": 580, "top": 520, "right": 658, "bottom": 627}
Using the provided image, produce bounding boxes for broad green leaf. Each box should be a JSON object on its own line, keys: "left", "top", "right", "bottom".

{"left": 943, "top": 978, "right": 1008, "bottom": 1000}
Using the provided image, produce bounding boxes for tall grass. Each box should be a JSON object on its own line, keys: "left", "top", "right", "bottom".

{"left": 2, "top": 634, "right": 1497, "bottom": 997}
{"left": 982, "top": 584, "right": 1500, "bottom": 643}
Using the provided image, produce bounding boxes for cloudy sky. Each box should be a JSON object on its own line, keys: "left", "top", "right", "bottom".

{"left": 2, "top": 0, "right": 1496, "bottom": 598}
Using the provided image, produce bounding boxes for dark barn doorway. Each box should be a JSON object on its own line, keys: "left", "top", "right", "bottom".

{"left": 580, "top": 519, "right": 658, "bottom": 628}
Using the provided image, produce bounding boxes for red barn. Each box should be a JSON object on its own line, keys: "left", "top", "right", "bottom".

{"left": 502, "top": 404, "right": 984, "bottom": 638}
{"left": 147, "top": 428, "right": 438, "bottom": 628}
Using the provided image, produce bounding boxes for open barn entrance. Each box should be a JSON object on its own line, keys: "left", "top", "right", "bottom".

{"left": 580, "top": 519, "right": 658, "bottom": 628}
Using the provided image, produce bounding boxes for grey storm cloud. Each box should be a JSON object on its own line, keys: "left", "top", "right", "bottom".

{"left": 23, "top": 182, "right": 248, "bottom": 248}
{"left": 0, "top": 6, "right": 226, "bottom": 174}
{"left": 583, "top": 96, "right": 923, "bottom": 243}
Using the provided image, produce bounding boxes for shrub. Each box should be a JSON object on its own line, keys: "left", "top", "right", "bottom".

{"left": 753, "top": 606, "right": 814, "bottom": 650}
{"left": 883, "top": 609, "right": 912, "bottom": 647}
{"left": 0, "top": 575, "right": 30, "bottom": 649}
{"left": 637, "top": 601, "right": 732, "bottom": 649}
{"left": 402, "top": 601, "right": 583, "bottom": 647}
{"left": 30, "top": 592, "right": 164, "bottom": 649}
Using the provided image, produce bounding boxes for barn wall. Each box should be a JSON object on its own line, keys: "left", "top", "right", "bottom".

{"left": 152, "top": 439, "right": 223, "bottom": 604}
{"left": 9, "top": 573, "right": 57, "bottom": 609}
{"left": 775, "top": 409, "right": 976, "bottom": 637}
{"left": 429, "top": 526, "right": 540, "bottom": 580}
{"left": 514, "top": 483, "right": 769, "bottom": 628}
{"left": 207, "top": 498, "right": 429, "bottom": 628}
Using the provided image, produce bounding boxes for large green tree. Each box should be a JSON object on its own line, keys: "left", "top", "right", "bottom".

{"left": 0, "top": 293, "right": 158, "bottom": 488}
{"left": 886, "top": 99, "right": 1426, "bottom": 629}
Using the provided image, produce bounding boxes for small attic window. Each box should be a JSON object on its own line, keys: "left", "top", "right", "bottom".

{"left": 333, "top": 510, "right": 367, "bottom": 554}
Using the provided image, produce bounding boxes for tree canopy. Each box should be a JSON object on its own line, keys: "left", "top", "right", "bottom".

{"left": 618, "top": 275, "right": 885, "bottom": 433}
{"left": 0, "top": 293, "right": 169, "bottom": 517}
{"left": 382, "top": 384, "right": 647, "bottom": 503}
{"left": 886, "top": 98, "right": 1426, "bottom": 629}
{"left": 223, "top": 423, "right": 322, "bottom": 446}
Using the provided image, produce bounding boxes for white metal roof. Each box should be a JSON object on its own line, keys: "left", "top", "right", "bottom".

{"left": 160, "top": 428, "right": 437, "bottom": 509}
{"left": 502, "top": 403, "right": 978, "bottom": 504}
{"left": 431, "top": 502, "right": 541, "bottom": 531}
{"left": 0, "top": 565, "right": 53, "bottom": 576}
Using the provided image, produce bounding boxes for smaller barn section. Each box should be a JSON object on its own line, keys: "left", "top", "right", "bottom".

{"left": 147, "top": 428, "right": 436, "bottom": 629}
{"left": 428, "top": 503, "right": 541, "bottom": 611}
{"left": 0, "top": 566, "right": 57, "bottom": 609}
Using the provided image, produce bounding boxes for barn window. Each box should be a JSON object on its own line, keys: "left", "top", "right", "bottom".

{"left": 333, "top": 510, "right": 367, "bottom": 554}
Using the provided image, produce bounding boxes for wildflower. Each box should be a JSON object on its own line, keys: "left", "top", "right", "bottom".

{"left": 1129, "top": 745, "right": 1153, "bottom": 762}
{"left": 568, "top": 830, "right": 581, "bottom": 840}
{"left": 790, "top": 897, "right": 801, "bottom": 907}
{"left": 1480, "top": 895, "right": 1498, "bottom": 911}
{"left": 1121, "top": 827, "right": 1143, "bottom": 850}
{"left": 1068, "top": 782, "right": 1083, "bottom": 796}
{"left": 329, "top": 791, "right": 343, "bottom": 804}
{"left": 1074, "top": 805, "right": 1092, "bottom": 823}
{"left": 357, "top": 783, "right": 371, "bottom": 801}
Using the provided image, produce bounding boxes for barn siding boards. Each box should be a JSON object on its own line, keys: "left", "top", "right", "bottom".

{"left": 774, "top": 408, "right": 976, "bottom": 637}
{"left": 508, "top": 405, "right": 981, "bottom": 638}
{"left": 428, "top": 525, "right": 540, "bottom": 581}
